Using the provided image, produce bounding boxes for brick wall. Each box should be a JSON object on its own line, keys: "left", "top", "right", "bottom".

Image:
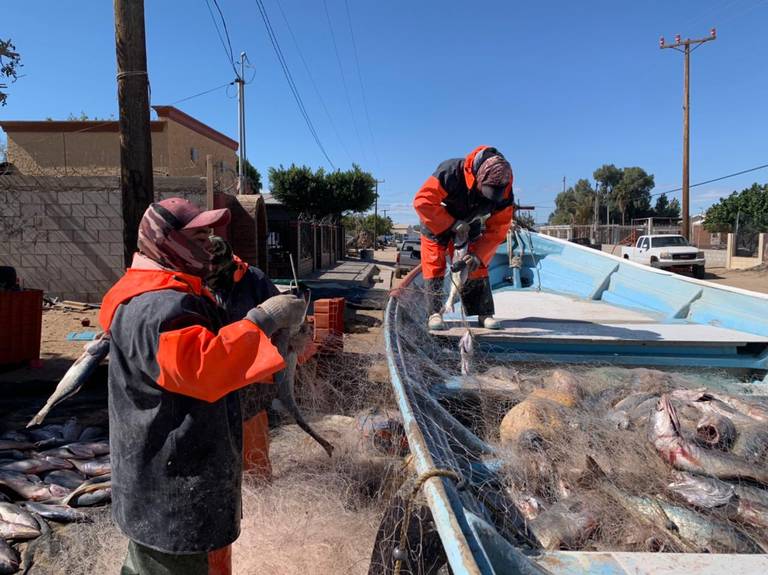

{"left": 0, "top": 175, "right": 207, "bottom": 302}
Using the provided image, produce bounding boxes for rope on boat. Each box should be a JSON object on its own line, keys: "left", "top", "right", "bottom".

{"left": 393, "top": 468, "right": 465, "bottom": 575}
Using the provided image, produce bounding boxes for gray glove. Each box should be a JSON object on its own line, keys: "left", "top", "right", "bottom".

{"left": 452, "top": 220, "right": 469, "bottom": 245}
{"left": 246, "top": 294, "right": 305, "bottom": 337}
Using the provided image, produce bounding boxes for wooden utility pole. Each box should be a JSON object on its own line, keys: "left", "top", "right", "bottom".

{"left": 115, "top": 0, "right": 154, "bottom": 267}
{"left": 661, "top": 28, "right": 716, "bottom": 240}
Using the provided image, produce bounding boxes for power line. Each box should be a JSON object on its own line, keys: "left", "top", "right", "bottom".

{"left": 653, "top": 161, "right": 768, "bottom": 198}
{"left": 253, "top": 0, "right": 335, "bottom": 169}
{"left": 343, "top": 0, "right": 379, "bottom": 169}
{"left": 274, "top": 0, "right": 353, "bottom": 163}
{"left": 169, "top": 81, "right": 235, "bottom": 106}
{"left": 203, "top": 0, "right": 238, "bottom": 76}
{"left": 322, "top": 0, "right": 366, "bottom": 163}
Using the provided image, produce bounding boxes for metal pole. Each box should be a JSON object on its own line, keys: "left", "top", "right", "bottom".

{"left": 374, "top": 179, "right": 385, "bottom": 249}
{"left": 237, "top": 52, "right": 246, "bottom": 194}
{"left": 682, "top": 44, "right": 690, "bottom": 240}
{"left": 114, "top": 0, "right": 154, "bottom": 268}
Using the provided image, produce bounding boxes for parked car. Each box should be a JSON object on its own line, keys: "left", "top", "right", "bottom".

{"left": 395, "top": 239, "right": 421, "bottom": 278}
{"left": 621, "top": 234, "right": 706, "bottom": 278}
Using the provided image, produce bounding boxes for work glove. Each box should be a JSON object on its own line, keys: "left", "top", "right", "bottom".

{"left": 246, "top": 294, "right": 305, "bottom": 338}
{"left": 461, "top": 253, "right": 482, "bottom": 273}
{"left": 451, "top": 220, "right": 470, "bottom": 246}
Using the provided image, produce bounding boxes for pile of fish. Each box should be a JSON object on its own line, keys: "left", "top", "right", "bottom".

{"left": 483, "top": 367, "right": 768, "bottom": 554}
{"left": 0, "top": 418, "right": 111, "bottom": 573}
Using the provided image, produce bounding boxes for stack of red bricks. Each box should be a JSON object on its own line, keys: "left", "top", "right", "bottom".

{"left": 312, "top": 297, "right": 345, "bottom": 353}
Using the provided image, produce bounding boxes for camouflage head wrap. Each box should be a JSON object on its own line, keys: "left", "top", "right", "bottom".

{"left": 476, "top": 155, "right": 513, "bottom": 189}
{"left": 206, "top": 236, "right": 237, "bottom": 293}
{"left": 137, "top": 204, "right": 212, "bottom": 277}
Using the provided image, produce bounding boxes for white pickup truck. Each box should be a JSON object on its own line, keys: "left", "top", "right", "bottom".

{"left": 621, "top": 234, "right": 706, "bottom": 278}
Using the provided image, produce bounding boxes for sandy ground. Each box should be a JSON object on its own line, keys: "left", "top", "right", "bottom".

{"left": 702, "top": 267, "right": 768, "bottom": 294}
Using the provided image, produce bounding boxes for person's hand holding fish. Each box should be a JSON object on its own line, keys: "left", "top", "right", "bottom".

{"left": 246, "top": 294, "right": 306, "bottom": 337}
{"left": 461, "top": 253, "right": 481, "bottom": 273}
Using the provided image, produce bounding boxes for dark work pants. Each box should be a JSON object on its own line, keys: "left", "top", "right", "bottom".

{"left": 425, "top": 276, "right": 495, "bottom": 318}
{"left": 121, "top": 541, "right": 231, "bottom": 575}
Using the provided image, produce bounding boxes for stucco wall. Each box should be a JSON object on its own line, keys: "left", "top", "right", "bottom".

{"left": 6, "top": 129, "right": 170, "bottom": 177}
{"left": 0, "top": 175, "right": 207, "bottom": 302}
{"left": 165, "top": 120, "right": 236, "bottom": 178}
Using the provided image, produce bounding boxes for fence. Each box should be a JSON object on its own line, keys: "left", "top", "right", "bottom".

{"left": 538, "top": 224, "right": 683, "bottom": 246}
{"left": 266, "top": 214, "right": 342, "bottom": 279}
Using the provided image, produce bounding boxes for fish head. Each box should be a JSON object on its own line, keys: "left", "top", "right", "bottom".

{"left": 651, "top": 394, "right": 681, "bottom": 440}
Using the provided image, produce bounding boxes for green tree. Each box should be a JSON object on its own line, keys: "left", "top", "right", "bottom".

{"left": 269, "top": 163, "right": 376, "bottom": 218}
{"left": 613, "top": 167, "right": 654, "bottom": 224}
{"left": 548, "top": 179, "right": 595, "bottom": 225}
{"left": 515, "top": 211, "right": 536, "bottom": 229}
{"left": 341, "top": 213, "right": 393, "bottom": 237}
{"left": 653, "top": 193, "right": 681, "bottom": 219}
{"left": 0, "top": 39, "right": 22, "bottom": 107}
{"left": 593, "top": 164, "right": 622, "bottom": 224}
{"left": 704, "top": 183, "right": 768, "bottom": 232}
{"left": 236, "top": 158, "right": 262, "bottom": 194}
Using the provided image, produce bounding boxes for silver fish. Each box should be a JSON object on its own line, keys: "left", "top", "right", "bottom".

{"left": 442, "top": 241, "right": 469, "bottom": 315}
{"left": 731, "top": 423, "right": 768, "bottom": 462}
{"left": 21, "top": 502, "right": 90, "bottom": 523}
{"left": 671, "top": 389, "right": 760, "bottom": 426}
{"left": 0, "top": 519, "right": 40, "bottom": 541}
{"left": 60, "top": 475, "right": 111, "bottom": 507}
{"left": 70, "top": 487, "right": 111, "bottom": 507}
{"left": 0, "top": 538, "right": 19, "bottom": 575}
{"left": 0, "top": 441, "right": 33, "bottom": 452}
{"left": 668, "top": 472, "right": 736, "bottom": 509}
{"left": 27, "top": 333, "right": 110, "bottom": 427}
{"left": 0, "top": 456, "right": 72, "bottom": 475}
{"left": 0, "top": 503, "right": 38, "bottom": 533}
{"left": 528, "top": 499, "right": 597, "bottom": 550}
{"left": 78, "top": 426, "right": 106, "bottom": 442}
{"left": 0, "top": 470, "right": 69, "bottom": 502}
{"left": 69, "top": 455, "right": 110, "bottom": 477}
{"left": 650, "top": 395, "right": 768, "bottom": 486}
{"left": 673, "top": 388, "right": 768, "bottom": 422}
{"left": 43, "top": 469, "right": 86, "bottom": 490}
{"left": 272, "top": 327, "right": 334, "bottom": 457}
{"left": 695, "top": 412, "right": 737, "bottom": 451}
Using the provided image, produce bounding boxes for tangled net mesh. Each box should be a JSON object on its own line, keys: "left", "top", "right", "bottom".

{"left": 386, "top": 278, "right": 768, "bottom": 560}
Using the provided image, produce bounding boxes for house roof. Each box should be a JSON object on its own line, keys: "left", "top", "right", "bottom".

{"left": 0, "top": 105, "right": 237, "bottom": 151}
{"left": 152, "top": 106, "right": 238, "bottom": 150}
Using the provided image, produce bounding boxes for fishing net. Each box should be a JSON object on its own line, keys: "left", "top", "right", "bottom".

{"left": 382, "top": 274, "right": 768, "bottom": 567}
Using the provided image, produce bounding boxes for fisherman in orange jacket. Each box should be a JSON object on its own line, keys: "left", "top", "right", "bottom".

{"left": 100, "top": 198, "right": 305, "bottom": 575}
{"left": 413, "top": 146, "right": 514, "bottom": 330}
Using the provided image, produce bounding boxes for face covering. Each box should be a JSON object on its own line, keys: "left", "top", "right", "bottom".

{"left": 137, "top": 204, "right": 212, "bottom": 277}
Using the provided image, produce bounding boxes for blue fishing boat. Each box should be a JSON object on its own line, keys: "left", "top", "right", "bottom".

{"left": 384, "top": 230, "right": 768, "bottom": 574}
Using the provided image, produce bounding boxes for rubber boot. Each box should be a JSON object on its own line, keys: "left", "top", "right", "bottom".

{"left": 428, "top": 313, "right": 446, "bottom": 331}
{"left": 478, "top": 316, "right": 501, "bottom": 330}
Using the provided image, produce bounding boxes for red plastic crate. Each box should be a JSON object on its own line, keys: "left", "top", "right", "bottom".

{"left": 0, "top": 289, "right": 43, "bottom": 366}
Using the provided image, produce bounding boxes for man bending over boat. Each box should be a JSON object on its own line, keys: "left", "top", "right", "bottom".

{"left": 413, "top": 145, "right": 514, "bottom": 331}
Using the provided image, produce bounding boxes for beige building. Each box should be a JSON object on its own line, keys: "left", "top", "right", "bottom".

{"left": 0, "top": 105, "right": 238, "bottom": 177}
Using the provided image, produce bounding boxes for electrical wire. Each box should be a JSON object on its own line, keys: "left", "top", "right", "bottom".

{"left": 322, "top": 0, "right": 366, "bottom": 163}
{"left": 168, "top": 81, "right": 235, "bottom": 106}
{"left": 343, "top": 0, "right": 380, "bottom": 170}
{"left": 652, "top": 162, "right": 768, "bottom": 197}
{"left": 203, "top": 0, "right": 239, "bottom": 77}
{"left": 253, "top": 0, "right": 336, "bottom": 169}
{"left": 274, "top": 0, "right": 353, "bottom": 164}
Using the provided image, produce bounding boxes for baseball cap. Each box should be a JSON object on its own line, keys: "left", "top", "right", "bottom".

{"left": 155, "top": 197, "right": 231, "bottom": 230}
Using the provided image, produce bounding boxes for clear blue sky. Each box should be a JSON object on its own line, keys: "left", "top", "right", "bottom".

{"left": 3, "top": 1, "right": 767, "bottom": 224}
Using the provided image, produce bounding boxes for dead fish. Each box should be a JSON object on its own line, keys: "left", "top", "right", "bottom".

{"left": 671, "top": 389, "right": 760, "bottom": 426}
{"left": 650, "top": 395, "right": 768, "bottom": 486}
{"left": 70, "top": 487, "right": 111, "bottom": 507}
{"left": 0, "top": 456, "right": 72, "bottom": 475}
{"left": 628, "top": 494, "right": 761, "bottom": 553}
{"left": 528, "top": 499, "right": 597, "bottom": 550}
{"left": 0, "top": 538, "right": 19, "bottom": 575}
{"left": 695, "top": 412, "right": 737, "bottom": 451}
{"left": 673, "top": 388, "right": 768, "bottom": 422}
{"left": 669, "top": 473, "right": 768, "bottom": 532}
{"left": 0, "top": 503, "right": 39, "bottom": 535}
{"left": 61, "top": 417, "right": 82, "bottom": 443}
{"left": 42, "top": 469, "right": 86, "bottom": 490}
{"left": 272, "top": 327, "right": 334, "bottom": 458}
{"left": 0, "top": 519, "right": 40, "bottom": 541}
{"left": 0, "top": 451, "right": 26, "bottom": 461}
{"left": 61, "top": 476, "right": 111, "bottom": 507}
{"left": 607, "top": 410, "right": 631, "bottom": 430}
{"left": 0, "top": 470, "right": 69, "bottom": 502}
{"left": 731, "top": 423, "right": 768, "bottom": 462}
{"left": 459, "top": 329, "right": 473, "bottom": 376}
{"left": 21, "top": 502, "right": 90, "bottom": 523}
{"left": 668, "top": 472, "right": 736, "bottom": 509}
{"left": 0, "top": 441, "right": 34, "bottom": 452}
{"left": 69, "top": 455, "right": 110, "bottom": 477}
{"left": 70, "top": 441, "right": 110, "bottom": 457}
{"left": 27, "top": 333, "right": 110, "bottom": 427}
{"left": 732, "top": 482, "right": 768, "bottom": 508}
{"left": 78, "top": 426, "right": 106, "bottom": 442}
{"left": 441, "top": 239, "right": 469, "bottom": 315}
{"left": 0, "top": 431, "right": 31, "bottom": 443}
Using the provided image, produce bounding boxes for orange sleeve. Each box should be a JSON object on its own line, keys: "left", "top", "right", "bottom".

{"left": 156, "top": 318, "right": 285, "bottom": 403}
{"left": 469, "top": 205, "right": 514, "bottom": 266}
{"left": 413, "top": 175, "right": 454, "bottom": 236}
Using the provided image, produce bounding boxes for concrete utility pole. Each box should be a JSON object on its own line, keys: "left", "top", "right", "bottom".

{"left": 114, "top": 0, "right": 154, "bottom": 268}
{"left": 374, "top": 179, "right": 385, "bottom": 248}
{"left": 236, "top": 52, "right": 247, "bottom": 194}
{"left": 661, "top": 28, "right": 716, "bottom": 240}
